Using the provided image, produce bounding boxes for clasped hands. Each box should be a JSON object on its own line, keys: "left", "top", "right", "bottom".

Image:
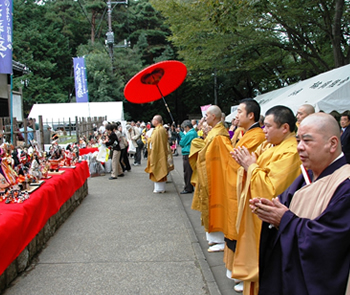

{"left": 249, "top": 197, "right": 289, "bottom": 228}
{"left": 231, "top": 146, "right": 257, "bottom": 171}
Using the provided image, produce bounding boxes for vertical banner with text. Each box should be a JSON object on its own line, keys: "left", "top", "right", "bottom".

{"left": 73, "top": 57, "right": 89, "bottom": 103}
{"left": 0, "top": 0, "right": 13, "bottom": 74}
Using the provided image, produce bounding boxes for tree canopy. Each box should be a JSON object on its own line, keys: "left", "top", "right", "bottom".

{"left": 11, "top": 0, "right": 350, "bottom": 121}
{"left": 151, "top": 0, "right": 350, "bottom": 112}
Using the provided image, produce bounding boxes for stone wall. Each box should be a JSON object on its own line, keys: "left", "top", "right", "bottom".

{"left": 0, "top": 181, "right": 88, "bottom": 293}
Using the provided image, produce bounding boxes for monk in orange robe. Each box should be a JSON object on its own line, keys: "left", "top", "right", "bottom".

{"left": 190, "top": 105, "right": 234, "bottom": 251}
{"left": 145, "top": 115, "right": 169, "bottom": 193}
{"left": 220, "top": 99, "right": 266, "bottom": 282}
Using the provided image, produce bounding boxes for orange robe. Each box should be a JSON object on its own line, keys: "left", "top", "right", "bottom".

{"left": 232, "top": 133, "right": 301, "bottom": 295}
{"left": 218, "top": 126, "right": 266, "bottom": 241}
{"left": 189, "top": 138, "right": 206, "bottom": 211}
{"left": 231, "top": 127, "right": 245, "bottom": 147}
{"left": 190, "top": 122, "right": 231, "bottom": 232}
{"left": 145, "top": 125, "right": 168, "bottom": 182}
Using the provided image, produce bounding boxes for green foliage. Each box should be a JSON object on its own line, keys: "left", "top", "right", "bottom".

{"left": 12, "top": 0, "right": 187, "bottom": 122}
{"left": 11, "top": 0, "right": 350, "bottom": 122}
{"left": 151, "top": 0, "right": 350, "bottom": 103}
{"left": 154, "top": 45, "right": 175, "bottom": 62}
{"left": 125, "top": 0, "right": 172, "bottom": 65}
{"left": 13, "top": 0, "right": 73, "bottom": 114}
{"left": 44, "top": 0, "right": 91, "bottom": 54}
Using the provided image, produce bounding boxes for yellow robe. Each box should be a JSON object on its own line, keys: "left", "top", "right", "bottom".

{"left": 232, "top": 132, "right": 301, "bottom": 295}
{"left": 144, "top": 125, "right": 168, "bottom": 182}
{"left": 231, "top": 127, "right": 245, "bottom": 147}
{"left": 220, "top": 126, "right": 266, "bottom": 241}
{"left": 189, "top": 138, "right": 206, "bottom": 211}
{"left": 190, "top": 122, "right": 231, "bottom": 231}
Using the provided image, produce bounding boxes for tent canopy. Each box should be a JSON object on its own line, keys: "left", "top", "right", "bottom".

{"left": 28, "top": 101, "right": 124, "bottom": 123}
{"left": 226, "top": 64, "right": 350, "bottom": 122}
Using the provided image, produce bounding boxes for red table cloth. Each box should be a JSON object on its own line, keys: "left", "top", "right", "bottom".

{"left": 79, "top": 147, "right": 99, "bottom": 156}
{"left": 0, "top": 161, "right": 90, "bottom": 275}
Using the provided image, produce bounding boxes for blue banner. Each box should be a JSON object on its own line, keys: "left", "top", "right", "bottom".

{"left": 73, "top": 57, "right": 89, "bottom": 103}
{"left": 0, "top": 0, "right": 13, "bottom": 74}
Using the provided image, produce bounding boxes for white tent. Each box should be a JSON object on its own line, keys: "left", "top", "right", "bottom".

{"left": 256, "top": 64, "right": 350, "bottom": 115}
{"left": 28, "top": 101, "right": 124, "bottom": 123}
{"left": 225, "top": 105, "right": 239, "bottom": 122}
{"left": 225, "top": 83, "right": 296, "bottom": 122}
{"left": 226, "top": 64, "right": 350, "bottom": 121}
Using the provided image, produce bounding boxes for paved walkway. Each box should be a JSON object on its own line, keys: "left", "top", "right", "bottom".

{"left": 4, "top": 151, "right": 238, "bottom": 295}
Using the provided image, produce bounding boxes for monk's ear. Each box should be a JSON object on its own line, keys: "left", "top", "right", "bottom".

{"left": 329, "top": 136, "right": 339, "bottom": 153}
{"left": 281, "top": 123, "right": 290, "bottom": 134}
{"left": 248, "top": 112, "right": 254, "bottom": 121}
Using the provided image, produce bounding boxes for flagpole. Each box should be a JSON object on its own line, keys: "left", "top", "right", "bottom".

{"left": 10, "top": 74, "right": 13, "bottom": 143}
{"left": 10, "top": 0, "right": 14, "bottom": 143}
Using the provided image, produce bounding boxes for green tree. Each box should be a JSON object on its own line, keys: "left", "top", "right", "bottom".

{"left": 12, "top": 0, "right": 189, "bottom": 122}
{"left": 151, "top": 0, "right": 350, "bottom": 103}
{"left": 82, "top": 0, "right": 107, "bottom": 44}
{"left": 13, "top": 0, "right": 73, "bottom": 112}
{"left": 45, "top": 0, "right": 91, "bottom": 54}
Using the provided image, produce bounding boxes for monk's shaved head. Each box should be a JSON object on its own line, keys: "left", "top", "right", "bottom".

{"left": 152, "top": 114, "right": 163, "bottom": 127}
{"left": 296, "top": 104, "right": 315, "bottom": 123}
{"left": 300, "top": 113, "right": 341, "bottom": 141}
{"left": 301, "top": 104, "right": 315, "bottom": 115}
{"left": 205, "top": 105, "right": 222, "bottom": 127}
{"left": 297, "top": 113, "right": 342, "bottom": 179}
{"left": 207, "top": 105, "right": 222, "bottom": 119}
{"left": 153, "top": 115, "right": 162, "bottom": 123}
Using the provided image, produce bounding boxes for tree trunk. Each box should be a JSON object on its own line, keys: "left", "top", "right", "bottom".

{"left": 332, "top": 0, "right": 345, "bottom": 67}
{"left": 91, "top": 11, "right": 97, "bottom": 45}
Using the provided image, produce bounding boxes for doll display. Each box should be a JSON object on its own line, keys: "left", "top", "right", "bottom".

{"left": 40, "top": 157, "right": 50, "bottom": 179}
{"left": 0, "top": 138, "right": 86, "bottom": 204}
{"left": 0, "top": 188, "right": 30, "bottom": 204}
{"left": 48, "top": 142, "right": 64, "bottom": 172}
{"left": 29, "top": 154, "right": 42, "bottom": 182}
{"left": 0, "top": 146, "right": 18, "bottom": 186}
{"left": 72, "top": 143, "right": 80, "bottom": 163}
{"left": 63, "top": 144, "right": 76, "bottom": 167}
{"left": 0, "top": 173, "right": 10, "bottom": 193}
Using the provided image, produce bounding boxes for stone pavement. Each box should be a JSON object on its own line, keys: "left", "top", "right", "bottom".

{"left": 3, "top": 152, "right": 238, "bottom": 295}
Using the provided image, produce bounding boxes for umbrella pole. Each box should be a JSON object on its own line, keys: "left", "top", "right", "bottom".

{"left": 156, "top": 84, "right": 175, "bottom": 125}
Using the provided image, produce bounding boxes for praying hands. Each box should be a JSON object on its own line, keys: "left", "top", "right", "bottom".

{"left": 249, "top": 197, "right": 289, "bottom": 228}
{"left": 231, "top": 146, "right": 257, "bottom": 171}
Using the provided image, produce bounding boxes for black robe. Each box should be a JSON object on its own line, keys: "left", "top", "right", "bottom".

{"left": 259, "top": 156, "right": 350, "bottom": 295}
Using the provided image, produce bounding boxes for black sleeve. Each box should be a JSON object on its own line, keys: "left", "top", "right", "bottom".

{"left": 105, "top": 133, "right": 117, "bottom": 148}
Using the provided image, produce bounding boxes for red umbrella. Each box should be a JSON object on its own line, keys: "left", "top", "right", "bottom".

{"left": 124, "top": 60, "right": 187, "bottom": 123}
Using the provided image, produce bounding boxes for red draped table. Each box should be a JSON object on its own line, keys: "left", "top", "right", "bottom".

{"left": 0, "top": 161, "right": 90, "bottom": 275}
{"left": 79, "top": 147, "right": 99, "bottom": 156}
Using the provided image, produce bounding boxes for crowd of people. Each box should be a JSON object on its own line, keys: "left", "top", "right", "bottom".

{"left": 81, "top": 120, "right": 152, "bottom": 179}
{"left": 175, "top": 102, "right": 350, "bottom": 295}
{"left": 2, "top": 102, "right": 349, "bottom": 294}
{"left": 70, "top": 103, "right": 350, "bottom": 294}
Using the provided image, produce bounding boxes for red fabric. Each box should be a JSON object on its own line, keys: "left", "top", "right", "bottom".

{"left": 79, "top": 147, "right": 99, "bottom": 155}
{"left": 124, "top": 60, "right": 187, "bottom": 104}
{"left": 0, "top": 161, "right": 90, "bottom": 275}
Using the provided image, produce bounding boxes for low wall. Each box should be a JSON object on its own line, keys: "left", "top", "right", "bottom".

{"left": 0, "top": 181, "right": 88, "bottom": 293}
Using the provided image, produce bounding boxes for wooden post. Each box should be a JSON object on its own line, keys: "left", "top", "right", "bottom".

{"left": 68, "top": 117, "right": 72, "bottom": 136}
{"left": 75, "top": 116, "right": 79, "bottom": 144}
{"left": 0, "top": 118, "right": 3, "bottom": 145}
{"left": 87, "top": 117, "right": 92, "bottom": 138}
{"left": 12, "top": 117, "right": 18, "bottom": 147}
{"left": 23, "top": 117, "right": 28, "bottom": 145}
{"left": 38, "top": 115, "right": 44, "bottom": 151}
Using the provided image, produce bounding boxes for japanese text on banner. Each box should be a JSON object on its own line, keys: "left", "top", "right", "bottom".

{"left": 0, "top": 0, "right": 13, "bottom": 74}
